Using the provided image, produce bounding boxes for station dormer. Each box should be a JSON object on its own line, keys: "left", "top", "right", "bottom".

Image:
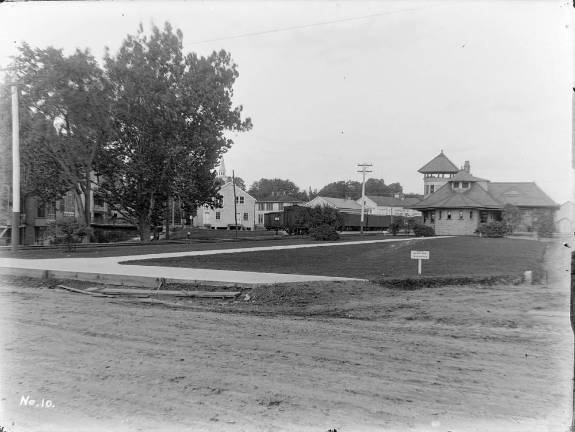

{"left": 418, "top": 151, "right": 460, "bottom": 197}
{"left": 448, "top": 169, "right": 489, "bottom": 192}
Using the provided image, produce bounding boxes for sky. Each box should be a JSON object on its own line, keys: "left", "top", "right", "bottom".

{"left": 0, "top": 0, "right": 572, "bottom": 202}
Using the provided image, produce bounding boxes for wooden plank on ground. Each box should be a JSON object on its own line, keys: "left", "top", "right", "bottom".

{"left": 57, "top": 285, "right": 114, "bottom": 298}
{"left": 99, "top": 288, "right": 240, "bottom": 298}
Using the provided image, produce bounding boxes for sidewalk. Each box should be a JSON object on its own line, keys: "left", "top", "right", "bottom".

{"left": 0, "top": 237, "right": 445, "bottom": 287}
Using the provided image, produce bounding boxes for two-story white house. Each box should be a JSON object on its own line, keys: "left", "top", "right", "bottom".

{"left": 193, "top": 181, "right": 257, "bottom": 230}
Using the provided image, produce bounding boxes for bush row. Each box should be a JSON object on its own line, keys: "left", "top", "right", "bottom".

{"left": 372, "top": 274, "right": 519, "bottom": 289}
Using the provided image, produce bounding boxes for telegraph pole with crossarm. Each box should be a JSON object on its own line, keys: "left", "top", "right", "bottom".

{"left": 357, "top": 163, "right": 373, "bottom": 235}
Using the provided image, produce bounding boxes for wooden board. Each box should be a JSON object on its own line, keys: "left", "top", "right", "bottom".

{"left": 99, "top": 288, "right": 241, "bottom": 298}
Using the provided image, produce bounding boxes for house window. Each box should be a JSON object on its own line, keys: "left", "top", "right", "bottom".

{"left": 258, "top": 203, "right": 265, "bottom": 211}
{"left": 266, "top": 203, "right": 274, "bottom": 211}
{"left": 423, "top": 211, "right": 427, "bottom": 223}
{"left": 235, "top": 196, "right": 244, "bottom": 204}
{"left": 462, "top": 182, "right": 469, "bottom": 188}
{"left": 480, "top": 211, "right": 488, "bottom": 223}
{"left": 37, "top": 202, "right": 46, "bottom": 218}
{"left": 447, "top": 211, "right": 451, "bottom": 220}
{"left": 47, "top": 202, "right": 56, "bottom": 220}
{"left": 94, "top": 196, "right": 105, "bottom": 207}
{"left": 258, "top": 214, "right": 264, "bottom": 224}
{"left": 439, "top": 210, "right": 443, "bottom": 220}
{"left": 459, "top": 210, "right": 463, "bottom": 220}
{"left": 215, "top": 212, "right": 221, "bottom": 220}
{"left": 430, "top": 185, "right": 435, "bottom": 193}
{"left": 243, "top": 212, "right": 249, "bottom": 221}
{"left": 453, "top": 182, "right": 460, "bottom": 188}
{"left": 469, "top": 211, "right": 473, "bottom": 219}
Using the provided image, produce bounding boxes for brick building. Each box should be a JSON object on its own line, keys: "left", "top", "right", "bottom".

{"left": 411, "top": 152, "right": 558, "bottom": 235}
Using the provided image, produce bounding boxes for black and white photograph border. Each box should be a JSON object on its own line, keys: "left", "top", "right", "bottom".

{"left": 0, "top": 1, "right": 573, "bottom": 431}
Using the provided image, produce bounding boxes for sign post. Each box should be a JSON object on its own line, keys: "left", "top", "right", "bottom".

{"left": 410, "top": 250, "right": 430, "bottom": 275}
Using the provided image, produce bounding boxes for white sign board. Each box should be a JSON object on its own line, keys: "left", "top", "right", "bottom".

{"left": 411, "top": 251, "right": 430, "bottom": 260}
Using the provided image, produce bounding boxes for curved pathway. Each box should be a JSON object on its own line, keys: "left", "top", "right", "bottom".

{"left": 0, "top": 236, "right": 450, "bottom": 286}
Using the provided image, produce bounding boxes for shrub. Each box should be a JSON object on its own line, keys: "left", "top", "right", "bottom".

{"left": 412, "top": 223, "right": 435, "bottom": 237}
{"left": 533, "top": 210, "right": 555, "bottom": 238}
{"left": 475, "top": 221, "right": 509, "bottom": 238}
{"left": 309, "top": 224, "right": 340, "bottom": 241}
{"left": 48, "top": 218, "right": 92, "bottom": 251}
{"left": 389, "top": 220, "right": 402, "bottom": 236}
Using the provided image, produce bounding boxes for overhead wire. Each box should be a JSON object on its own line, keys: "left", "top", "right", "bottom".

{"left": 188, "top": 3, "right": 452, "bottom": 45}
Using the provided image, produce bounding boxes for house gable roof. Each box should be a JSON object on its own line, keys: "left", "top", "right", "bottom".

{"left": 418, "top": 151, "right": 460, "bottom": 174}
{"left": 310, "top": 196, "right": 362, "bottom": 210}
{"left": 487, "top": 182, "right": 558, "bottom": 208}
{"left": 410, "top": 182, "right": 502, "bottom": 210}
{"left": 220, "top": 182, "right": 257, "bottom": 201}
{"left": 365, "top": 195, "right": 405, "bottom": 207}
{"left": 448, "top": 170, "right": 488, "bottom": 182}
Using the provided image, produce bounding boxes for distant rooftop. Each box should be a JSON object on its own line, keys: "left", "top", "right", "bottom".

{"left": 418, "top": 151, "right": 460, "bottom": 174}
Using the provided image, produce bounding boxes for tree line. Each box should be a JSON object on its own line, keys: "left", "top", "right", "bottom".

{"left": 238, "top": 177, "right": 408, "bottom": 202}
{"left": 0, "top": 22, "right": 251, "bottom": 242}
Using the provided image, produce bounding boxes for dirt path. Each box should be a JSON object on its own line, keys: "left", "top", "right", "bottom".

{"left": 0, "top": 262, "right": 572, "bottom": 432}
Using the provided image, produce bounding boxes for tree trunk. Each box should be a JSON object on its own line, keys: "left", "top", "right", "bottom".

{"left": 139, "top": 215, "right": 151, "bottom": 243}
{"left": 164, "top": 201, "right": 170, "bottom": 240}
{"left": 83, "top": 172, "right": 91, "bottom": 243}
{"left": 73, "top": 189, "right": 86, "bottom": 226}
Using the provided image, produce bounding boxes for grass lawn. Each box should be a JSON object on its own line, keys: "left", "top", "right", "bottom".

{"left": 124, "top": 236, "right": 548, "bottom": 279}
{"left": 0, "top": 231, "right": 396, "bottom": 259}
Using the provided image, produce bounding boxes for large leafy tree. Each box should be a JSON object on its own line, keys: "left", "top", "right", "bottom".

{"left": 12, "top": 44, "right": 112, "bottom": 228}
{"left": 98, "top": 23, "right": 251, "bottom": 241}
{"left": 0, "top": 82, "right": 70, "bottom": 207}
{"left": 317, "top": 180, "right": 362, "bottom": 200}
{"left": 248, "top": 178, "right": 304, "bottom": 200}
{"left": 318, "top": 179, "right": 403, "bottom": 200}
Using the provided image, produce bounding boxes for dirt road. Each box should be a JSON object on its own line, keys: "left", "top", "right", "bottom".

{"left": 0, "top": 264, "right": 572, "bottom": 432}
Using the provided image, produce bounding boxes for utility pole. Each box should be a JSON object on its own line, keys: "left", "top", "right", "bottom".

{"left": 232, "top": 170, "right": 238, "bottom": 239}
{"left": 1, "top": 67, "right": 20, "bottom": 252}
{"left": 357, "top": 163, "right": 373, "bottom": 235}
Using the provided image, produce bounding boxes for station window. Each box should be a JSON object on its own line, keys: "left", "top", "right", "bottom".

{"left": 243, "top": 212, "right": 249, "bottom": 221}
{"left": 215, "top": 212, "right": 221, "bottom": 220}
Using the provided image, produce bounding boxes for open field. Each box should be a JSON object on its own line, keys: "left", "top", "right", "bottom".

{"left": 124, "top": 237, "right": 548, "bottom": 280}
{"left": 0, "top": 241, "right": 571, "bottom": 432}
